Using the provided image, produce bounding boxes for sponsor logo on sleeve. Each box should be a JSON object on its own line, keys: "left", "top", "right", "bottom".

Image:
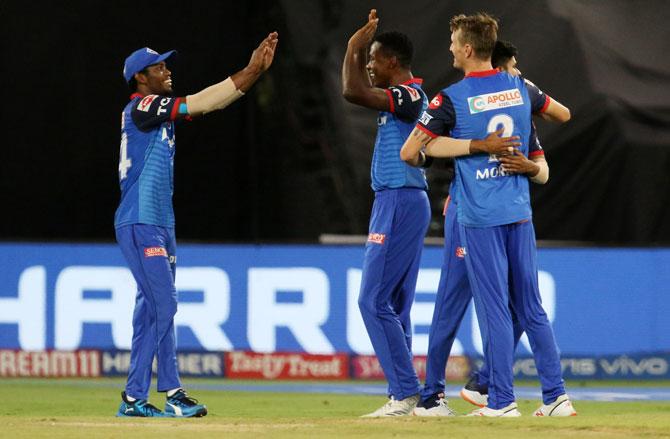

{"left": 455, "top": 247, "right": 467, "bottom": 258}
{"left": 367, "top": 233, "right": 386, "bottom": 245}
{"left": 400, "top": 85, "right": 421, "bottom": 102}
{"left": 428, "top": 93, "right": 443, "bottom": 109}
{"left": 467, "top": 89, "right": 523, "bottom": 114}
{"left": 137, "top": 94, "right": 158, "bottom": 112}
{"left": 419, "top": 111, "right": 433, "bottom": 125}
{"left": 157, "top": 97, "right": 172, "bottom": 116}
{"left": 144, "top": 247, "right": 168, "bottom": 257}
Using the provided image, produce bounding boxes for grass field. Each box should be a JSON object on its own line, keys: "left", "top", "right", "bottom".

{"left": 1, "top": 378, "right": 669, "bottom": 438}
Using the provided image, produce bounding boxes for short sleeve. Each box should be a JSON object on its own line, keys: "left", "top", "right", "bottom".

{"left": 523, "top": 78, "right": 550, "bottom": 114}
{"left": 131, "top": 95, "right": 186, "bottom": 131}
{"left": 385, "top": 85, "right": 424, "bottom": 122}
{"left": 416, "top": 92, "right": 456, "bottom": 138}
{"left": 528, "top": 121, "right": 544, "bottom": 157}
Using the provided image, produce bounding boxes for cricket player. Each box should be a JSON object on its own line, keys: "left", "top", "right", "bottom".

{"left": 409, "top": 40, "right": 572, "bottom": 416}
{"left": 115, "top": 32, "right": 278, "bottom": 417}
{"left": 400, "top": 13, "right": 574, "bottom": 417}
{"left": 341, "top": 9, "right": 431, "bottom": 417}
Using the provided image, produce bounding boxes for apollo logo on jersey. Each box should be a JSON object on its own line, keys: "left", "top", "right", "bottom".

{"left": 367, "top": 233, "right": 386, "bottom": 245}
{"left": 468, "top": 89, "right": 523, "bottom": 114}
{"left": 144, "top": 247, "right": 168, "bottom": 257}
{"left": 137, "top": 94, "right": 158, "bottom": 112}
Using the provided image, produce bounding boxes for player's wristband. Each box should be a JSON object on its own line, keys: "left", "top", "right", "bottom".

{"left": 185, "top": 77, "right": 244, "bottom": 115}
{"left": 530, "top": 158, "right": 549, "bottom": 184}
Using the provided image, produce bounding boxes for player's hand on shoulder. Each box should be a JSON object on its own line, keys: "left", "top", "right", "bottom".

{"left": 348, "top": 9, "right": 378, "bottom": 49}
{"left": 247, "top": 32, "right": 279, "bottom": 73}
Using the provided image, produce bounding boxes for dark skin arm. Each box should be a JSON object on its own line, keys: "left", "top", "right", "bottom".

{"left": 341, "top": 9, "right": 390, "bottom": 111}
{"left": 231, "top": 32, "right": 279, "bottom": 93}
{"left": 499, "top": 150, "right": 542, "bottom": 176}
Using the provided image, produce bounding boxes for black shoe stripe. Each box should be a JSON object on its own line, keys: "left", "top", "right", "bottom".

{"left": 548, "top": 399, "right": 568, "bottom": 416}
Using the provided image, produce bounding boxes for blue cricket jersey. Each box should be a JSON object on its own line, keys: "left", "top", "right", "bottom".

{"left": 418, "top": 70, "right": 548, "bottom": 227}
{"left": 371, "top": 78, "right": 428, "bottom": 191}
{"left": 114, "top": 93, "right": 186, "bottom": 228}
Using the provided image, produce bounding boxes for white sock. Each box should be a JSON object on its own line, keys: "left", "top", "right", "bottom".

{"left": 167, "top": 388, "right": 182, "bottom": 397}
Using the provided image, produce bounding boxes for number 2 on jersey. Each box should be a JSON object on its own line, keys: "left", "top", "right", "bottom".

{"left": 486, "top": 113, "right": 514, "bottom": 162}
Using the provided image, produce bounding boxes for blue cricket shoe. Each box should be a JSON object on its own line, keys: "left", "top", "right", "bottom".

{"left": 165, "top": 389, "right": 208, "bottom": 417}
{"left": 117, "top": 391, "right": 167, "bottom": 417}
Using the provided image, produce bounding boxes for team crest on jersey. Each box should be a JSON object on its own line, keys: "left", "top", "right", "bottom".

{"left": 428, "top": 93, "right": 443, "bottom": 109}
{"left": 455, "top": 247, "right": 467, "bottom": 258}
{"left": 144, "top": 246, "right": 168, "bottom": 257}
{"left": 400, "top": 85, "right": 421, "bottom": 102}
{"left": 468, "top": 89, "right": 523, "bottom": 114}
{"left": 367, "top": 233, "right": 386, "bottom": 245}
{"left": 137, "top": 94, "right": 158, "bottom": 112}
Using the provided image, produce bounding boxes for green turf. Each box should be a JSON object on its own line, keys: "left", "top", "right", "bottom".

{"left": 1, "top": 379, "right": 669, "bottom": 438}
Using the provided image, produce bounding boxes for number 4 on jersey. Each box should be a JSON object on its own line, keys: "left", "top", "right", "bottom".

{"left": 119, "top": 133, "right": 132, "bottom": 180}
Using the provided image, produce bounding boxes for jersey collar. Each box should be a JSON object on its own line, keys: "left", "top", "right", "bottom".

{"left": 129, "top": 92, "right": 143, "bottom": 100}
{"left": 401, "top": 77, "right": 423, "bottom": 85}
{"left": 465, "top": 69, "right": 499, "bottom": 78}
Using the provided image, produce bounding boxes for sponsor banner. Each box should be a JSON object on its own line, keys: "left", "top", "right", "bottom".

{"left": 513, "top": 353, "right": 670, "bottom": 380}
{"left": 0, "top": 349, "right": 100, "bottom": 377}
{"left": 101, "top": 350, "right": 224, "bottom": 377}
{"left": 1, "top": 243, "right": 670, "bottom": 357}
{"left": 351, "top": 355, "right": 471, "bottom": 381}
{"left": 225, "top": 351, "right": 349, "bottom": 380}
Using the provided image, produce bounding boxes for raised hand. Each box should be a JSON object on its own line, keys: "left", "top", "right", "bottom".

{"left": 248, "top": 32, "right": 279, "bottom": 73}
{"left": 348, "top": 9, "right": 379, "bottom": 50}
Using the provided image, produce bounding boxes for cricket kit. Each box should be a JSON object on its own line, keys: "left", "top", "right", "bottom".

{"left": 421, "top": 123, "right": 546, "bottom": 402}
{"left": 358, "top": 79, "right": 431, "bottom": 400}
{"left": 418, "top": 70, "right": 565, "bottom": 409}
{"left": 115, "top": 92, "right": 186, "bottom": 400}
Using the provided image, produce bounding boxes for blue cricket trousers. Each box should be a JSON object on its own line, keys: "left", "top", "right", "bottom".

{"left": 358, "top": 188, "right": 430, "bottom": 400}
{"left": 116, "top": 224, "right": 181, "bottom": 400}
{"left": 459, "top": 221, "right": 565, "bottom": 409}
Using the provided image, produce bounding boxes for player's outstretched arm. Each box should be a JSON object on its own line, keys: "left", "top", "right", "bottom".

{"left": 341, "top": 10, "right": 390, "bottom": 111}
{"left": 185, "top": 32, "right": 279, "bottom": 116}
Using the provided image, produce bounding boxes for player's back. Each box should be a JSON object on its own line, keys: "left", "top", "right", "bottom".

{"left": 371, "top": 79, "right": 428, "bottom": 192}
{"left": 114, "top": 94, "right": 178, "bottom": 228}
{"left": 444, "top": 71, "right": 533, "bottom": 227}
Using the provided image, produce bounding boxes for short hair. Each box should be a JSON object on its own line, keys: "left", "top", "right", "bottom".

{"left": 491, "top": 40, "right": 518, "bottom": 68}
{"left": 449, "top": 13, "right": 498, "bottom": 61}
{"left": 372, "top": 31, "right": 413, "bottom": 68}
{"left": 127, "top": 67, "right": 148, "bottom": 91}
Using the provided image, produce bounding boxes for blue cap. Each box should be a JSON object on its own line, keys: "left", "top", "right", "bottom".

{"left": 123, "top": 47, "right": 177, "bottom": 83}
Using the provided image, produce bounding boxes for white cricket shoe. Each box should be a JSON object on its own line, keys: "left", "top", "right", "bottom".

{"left": 460, "top": 388, "right": 488, "bottom": 408}
{"left": 533, "top": 394, "right": 577, "bottom": 417}
{"left": 467, "top": 402, "right": 521, "bottom": 417}
{"left": 413, "top": 393, "right": 456, "bottom": 417}
{"left": 460, "top": 375, "right": 488, "bottom": 407}
{"left": 361, "top": 394, "right": 420, "bottom": 418}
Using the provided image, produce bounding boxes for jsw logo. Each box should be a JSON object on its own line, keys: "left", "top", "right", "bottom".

{"left": 475, "top": 165, "right": 511, "bottom": 180}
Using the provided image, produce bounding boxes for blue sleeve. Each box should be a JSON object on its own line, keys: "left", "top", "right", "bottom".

{"left": 523, "top": 78, "right": 550, "bottom": 114}
{"left": 416, "top": 92, "right": 456, "bottom": 138}
{"left": 130, "top": 95, "right": 186, "bottom": 131}
{"left": 386, "top": 85, "right": 424, "bottom": 122}
{"left": 528, "top": 121, "right": 544, "bottom": 157}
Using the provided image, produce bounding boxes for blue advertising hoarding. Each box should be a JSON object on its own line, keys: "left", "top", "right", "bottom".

{"left": 1, "top": 243, "right": 669, "bottom": 356}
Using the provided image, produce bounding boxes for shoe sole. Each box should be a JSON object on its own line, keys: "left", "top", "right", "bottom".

{"left": 460, "top": 389, "right": 486, "bottom": 408}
